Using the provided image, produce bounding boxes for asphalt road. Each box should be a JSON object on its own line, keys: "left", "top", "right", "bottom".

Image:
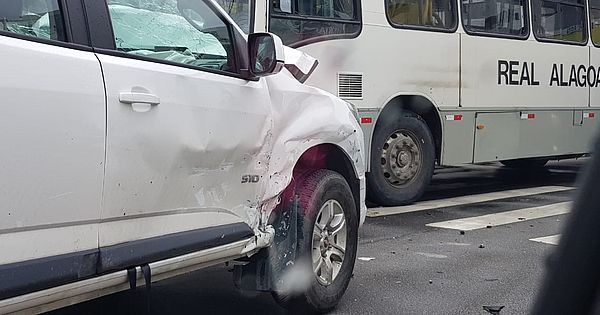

{"left": 51, "top": 159, "right": 586, "bottom": 315}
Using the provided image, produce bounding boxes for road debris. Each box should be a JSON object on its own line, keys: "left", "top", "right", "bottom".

{"left": 358, "top": 257, "right": 375, "bottom": 262}
{"left": 479, "top": 244, "right": 486, "bottom": 249}
{"left": 483, "top": 305, "right": 505, "bottom": 314}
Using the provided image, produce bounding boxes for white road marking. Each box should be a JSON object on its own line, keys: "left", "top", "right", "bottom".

{"left": 426, "top": 202, "right": 572, "bottom": 231}
{"left": 530, "top": 234, "right": 561, "bottom": 245}
{"left": 367, "top": 186, "right": 573, "bottom": 217}
{"left": 415, "top": 252, "right": 448, "bottom": 259}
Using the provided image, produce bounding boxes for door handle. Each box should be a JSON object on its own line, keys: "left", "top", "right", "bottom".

{"left": 119, "top": 92, "right": 160, "bottom": 106}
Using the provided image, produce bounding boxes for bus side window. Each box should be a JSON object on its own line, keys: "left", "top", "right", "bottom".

{"left": 386, "top": 0, "right": 458, "bottom": 30}
{"left": 590, "top": 0, "right": 600, "bottom": 45}
{"left": 269, "top": 0, "right": 361, "bottom": 46}
{"left": 532, "top": 0, "right": 587, "bottom": 43}
{"left": 461, "top": 0, "right": 529, "bottom": 38}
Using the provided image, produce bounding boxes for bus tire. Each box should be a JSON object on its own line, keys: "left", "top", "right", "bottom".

{"left": 500, "top": 158, "right": 549, "bottom": 168}
{"left": 367, "top": 110, "right": 435, "bottom": 206}
{"left": 272, "top": 170, "right": 358, "bottom": 313}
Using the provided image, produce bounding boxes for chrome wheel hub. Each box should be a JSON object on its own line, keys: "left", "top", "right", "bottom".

{"left": 312, "top": 199, "right": 347, "bottom": 286}
{"left": 381, "top": 130, "right": 422, "bottom": 187}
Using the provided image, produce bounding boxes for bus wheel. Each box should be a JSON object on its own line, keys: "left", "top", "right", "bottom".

{"left": 272, "top": 170, "right": 358, "bottom": 313}
{"left": 367, "top": 110, "right": 435, "bottom": 206}
{"left": 500, "top": 158, "right": 549, "bottom": 168}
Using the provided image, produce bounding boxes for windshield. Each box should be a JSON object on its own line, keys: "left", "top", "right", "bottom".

{"left": 215, "top": 0, "right": 252, "bottom": 33}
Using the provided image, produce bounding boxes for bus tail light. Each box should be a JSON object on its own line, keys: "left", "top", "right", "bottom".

{"left": 361, "top": 117, "right": 373, "bottom": 124}
{"left": 584, "top": 112, "right": 595, "bottom": 119}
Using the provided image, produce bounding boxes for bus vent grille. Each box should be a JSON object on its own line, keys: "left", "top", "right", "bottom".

{"left": 338, "top": 73, "right": 363, "bottom": 99}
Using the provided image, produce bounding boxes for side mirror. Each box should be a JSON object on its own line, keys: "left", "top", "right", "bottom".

{"left": 248, "top": 33, "right": 285, "bottom": 77}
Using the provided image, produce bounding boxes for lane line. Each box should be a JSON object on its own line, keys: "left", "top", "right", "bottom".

{"left": 426, "top": 202, "right": 571, "bottom": 231}
{"left": 530, "top": 234, "right": 561, "bottom": 245}
{"left": 367, "top": 186, "right": 574, "bottom": 217}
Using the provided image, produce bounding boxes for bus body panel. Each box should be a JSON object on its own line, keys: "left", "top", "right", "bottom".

{"left": 472, "top": 110, "right": 598, "bottom": 162}
{"left": 591, "top": 48, "right": 600, "bottom": 107}
{"left": 439, "top": 110, "right": 476, "bottom": 165}
{"left": 461, "top": 36, "right": 589, "bottom": 108}
{"left": 301, "top": 27, "right": 460, "bottom": 112}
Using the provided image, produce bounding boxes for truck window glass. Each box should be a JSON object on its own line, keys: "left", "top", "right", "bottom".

{"left": 107, "top": 0, "right": 237, "bottom": 73}
{"left": 0, "top": 0, "right": 66, "bottom": 42}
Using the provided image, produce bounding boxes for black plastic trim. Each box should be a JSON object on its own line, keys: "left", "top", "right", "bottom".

{"left": 93, "top": 48, "right": 251, "bottom": 81}
{"left": 461, "top": 29, "right": 530, "bottom": 40}
{"left": 0, "top": 250, "right": 99, "bottom": 300}
{"left": 81, "top": 0, "right": 116, "bottom": 49}
{"left": 268, "top": 0, "right": 363, "bottom": 48}
{"left": 249, "top": 0, "right": 256, "bottom": 33}
{"left": 531, "top": 0, "right": 589, "bottom": 45}
{"left": 0, "top": 30, "right": 93, "bottom": 51}
{"left": 97, "top": 223, "right": 254, "bottom": 273}
{"left": 0, "top": 223, "right": 253, "bottom": 300}
{"left": 385, "top": 0, "right": 459, "bottom": 33}
{"left": 63, "top": 0, "right": 90, "bottom": 46}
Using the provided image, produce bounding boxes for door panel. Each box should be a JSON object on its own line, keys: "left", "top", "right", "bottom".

{"left": 0, "top": 36, "right": 105, "bottom": 264}
{"left": 97, "top": 0, "right": 273, "bottom": 247}
{"left": 97, "top": 55, "right": 271, "bottom": 246}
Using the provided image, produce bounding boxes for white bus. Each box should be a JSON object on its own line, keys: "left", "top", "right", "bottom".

{"left": 218, "top": 0, "right": 600, "bottom": 206}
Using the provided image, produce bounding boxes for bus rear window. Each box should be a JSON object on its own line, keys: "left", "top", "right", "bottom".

{"left": 269, "top": 0, "right": 361, "bottom": 47}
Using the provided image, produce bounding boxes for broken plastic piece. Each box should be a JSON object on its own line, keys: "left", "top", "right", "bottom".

{"left": 357, "top": 257, "right": 375, "bottom": 261}
{"left": 483, "top": 305, "right": 505, "bottom": 315}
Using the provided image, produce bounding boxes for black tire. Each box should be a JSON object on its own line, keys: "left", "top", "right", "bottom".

{"left": 501, "top": 158, "right": 549, "bottom": 168}
{"left": 366, "top": 110, "right": 435, "bottom": 206}
{"left": 272, "top": 170, "right": 358, "bottom": 314}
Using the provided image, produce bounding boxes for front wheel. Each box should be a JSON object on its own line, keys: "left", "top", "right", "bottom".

{"left": 367, "top": 110, "right": 435, "bottom": 206}
{"left": 272, "top": 170, "right": 358, "bottom": 313}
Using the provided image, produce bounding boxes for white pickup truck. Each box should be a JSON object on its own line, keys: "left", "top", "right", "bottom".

{"left": 0, "top": 0, "right": 366, "bottom": 313}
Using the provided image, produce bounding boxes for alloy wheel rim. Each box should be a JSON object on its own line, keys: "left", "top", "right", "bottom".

{"left": 312, "top": 199, "right": 347, "bottom": 286}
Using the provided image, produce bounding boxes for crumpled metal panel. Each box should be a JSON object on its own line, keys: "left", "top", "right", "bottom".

{"left": 255, "top": 70, "right": 365, "bottom": 227}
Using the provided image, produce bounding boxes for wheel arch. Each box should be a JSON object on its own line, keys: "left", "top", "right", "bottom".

{"left": 374, "top": 94, "right": 442, "bottom": 163}
{"left": 288, "top": 143, "right": 361, "bottom": 216}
